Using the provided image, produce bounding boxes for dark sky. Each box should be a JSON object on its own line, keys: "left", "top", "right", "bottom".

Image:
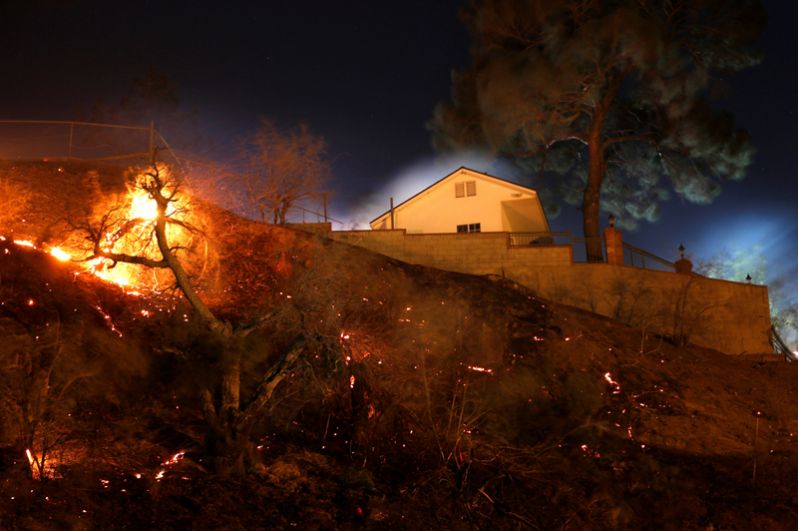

{"left": 1, "top": 1, "right": 796, "bottom": 308}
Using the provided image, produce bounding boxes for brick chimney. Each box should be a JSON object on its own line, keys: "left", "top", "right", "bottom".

{"left": 604, "top": 215, "right": 623, "bottom": 266}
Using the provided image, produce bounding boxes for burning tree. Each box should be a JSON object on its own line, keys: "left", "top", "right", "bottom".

{"left": 240, "top": 118, "right": 330, "bottom": 224}
{"left": 65, "top": 162, "right": 318, "bottom": 474}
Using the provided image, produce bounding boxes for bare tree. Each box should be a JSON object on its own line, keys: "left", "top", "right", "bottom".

{"left": 241, "top": 118, "right": 330, "bottom": 224}
{"left": 70, "top": 162, "right": 318, "bottom": 474}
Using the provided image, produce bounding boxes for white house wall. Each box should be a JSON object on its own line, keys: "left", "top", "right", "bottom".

{"left": 378, "top": 169, "right": 547, "bottom": 234}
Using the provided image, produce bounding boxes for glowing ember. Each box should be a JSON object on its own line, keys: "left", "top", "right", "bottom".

{"left": 14, "top": 239, "right": 36, "bottom": 248}
{"left": 95, "top": 305, "right": 123, "bottom": 337}
{"left": 161, "top": 450, "right": 186, "bottom": 466}
{"left": 26, "top": 298, "right": 35, "bottom": 306}
{"left": 349, "top": 375, "right": 356, "bottom": 389}
{"left": 604, "top": 372, "right": 622, "bottom": 395}
{"left": 467, "top": 365, "right": 494, "bottom": 374}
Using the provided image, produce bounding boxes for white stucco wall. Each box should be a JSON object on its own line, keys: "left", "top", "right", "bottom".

{"left": 371, "top": 168, "right": 548, "bottom": 234}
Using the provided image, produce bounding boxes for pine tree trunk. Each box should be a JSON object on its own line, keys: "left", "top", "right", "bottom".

{"left": 584, "top": 135, "right": 605, "bottom": 263}
{"left": 582, "top": 70, "right": 624, "bottom": 263}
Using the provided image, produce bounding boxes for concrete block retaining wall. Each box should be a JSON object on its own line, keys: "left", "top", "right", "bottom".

{"left": 328, "top": 229, "right": 772, "bottom": 355}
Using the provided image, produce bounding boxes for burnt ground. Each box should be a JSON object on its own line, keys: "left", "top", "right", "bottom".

{"left": 0, "top": 161, "right": 797, "bottom": 529}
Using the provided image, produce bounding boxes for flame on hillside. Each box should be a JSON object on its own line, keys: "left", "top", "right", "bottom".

{"left": 8, "top": 164, "right": 208, "bottom": 293}
{"left": 26, "top": 448, "right": 60, "bottom": 480}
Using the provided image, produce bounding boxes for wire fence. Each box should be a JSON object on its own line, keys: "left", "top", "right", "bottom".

{"left": 0, "top": 119, "right": 341, "bottom": 227}
{"left": 0, "top": 119, "right": 185, "bottom": 170}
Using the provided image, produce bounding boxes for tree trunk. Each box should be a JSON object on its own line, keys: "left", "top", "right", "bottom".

{"left": 582, "top": 70, "right": 624, "bottom": 263}
{"left": 583, "top": 137, "right": 605, "bottom": 262}
{"left": 221, "top": 352, "right": 241, "bottom": 419}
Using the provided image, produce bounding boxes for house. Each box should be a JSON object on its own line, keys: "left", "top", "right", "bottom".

{"left": 328, "top": 166, "right": 773, "bottom": 356}
{"left": 369, "top": 167, "right": 550, "bottom": 235}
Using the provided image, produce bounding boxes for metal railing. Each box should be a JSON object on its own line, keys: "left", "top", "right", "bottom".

{"left": 509, "top": 230, "right": 678, "bottom": 270}
{"left": 508, "top": 231, "right": 604, "bottom": 263}
{"left": 509, "top": 231, "right": 566, "bottom": 247}
{"left": 622, "top": 241, "right": 675, "bottom": 272}
{"left": 770, "top": 326, "right": 797, "bottom": 362}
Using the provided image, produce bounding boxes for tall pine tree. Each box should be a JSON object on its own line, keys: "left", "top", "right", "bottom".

{"left": 431, "top": 0, "right": 765, "bottom": 261}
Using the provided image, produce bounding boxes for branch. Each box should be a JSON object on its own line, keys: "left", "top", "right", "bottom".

{"left": 201, "top": 388, "right": 221, "bottom": 433}
{"left": 237, "top": 337, "right": 306, "bottom": 433}
{"left": 234, "top": 309, "right": 279, "bottom": 338}
{"left": 95, "top": 251, "right": 168, "bottom": 269}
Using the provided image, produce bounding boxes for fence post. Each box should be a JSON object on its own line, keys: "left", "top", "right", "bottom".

{"left": 67, "top": 123, "right": 74, "bottom": 158}
{"left": 148, "top": 121, "right": 155, "bottom": 164}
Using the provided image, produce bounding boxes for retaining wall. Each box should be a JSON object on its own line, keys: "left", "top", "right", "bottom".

{"left": 327, "top": 229, "right": 772, "bottom": 355}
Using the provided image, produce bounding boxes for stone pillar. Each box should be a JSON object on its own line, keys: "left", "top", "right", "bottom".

{"left": 604, "top": 226, "right": 623, "bottom": 266}
{"left": 674, "top": 244, "right": 693, "bottom": 274}
{"left": 675, "top": 258, "right": 693, "bottom": 274}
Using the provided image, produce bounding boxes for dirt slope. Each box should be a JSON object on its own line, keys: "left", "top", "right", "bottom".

{"left": 1, "top": 160, "right": 797, "bottom": 529}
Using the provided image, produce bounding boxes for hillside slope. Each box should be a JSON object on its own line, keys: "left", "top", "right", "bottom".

{"left": 1, "top": 160, "right": 797, "bottom": 529}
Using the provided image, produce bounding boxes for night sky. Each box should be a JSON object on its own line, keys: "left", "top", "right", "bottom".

{"left": 1, "top": 0, "right": 796, "bottom": 308}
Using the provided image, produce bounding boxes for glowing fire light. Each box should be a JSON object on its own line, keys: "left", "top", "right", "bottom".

{"left": 128, "top": 189, "right": 159, "bottom": 221}
{"left": 161, "top": 450, "right": 186, "bottom": 466}
{"left": 467, "top": 365, "right": 494, "bottom": 374}
{"left": 604, "top": 372, "right": 622, "bottom": 395}
{"left": 152, "top": 450, "right": 186, "bottom": 481}
{"left": 30, "top": 165, "right": 201, "bottom": 292}
{"left": 48, "top": 246, "right": 71, "bottom": 262}
{"left": 25, "top": 448, "right": 58, "bottom": 479}
{"left": 95, "top": 305, "right": 123, "bottom": 337}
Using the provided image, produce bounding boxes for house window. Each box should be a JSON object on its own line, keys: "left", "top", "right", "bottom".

{"left": 455, "top": 181, "right": 476, "bottom": 198}
{"left": 457, "top": 223, "right": 481, "bottom": 233}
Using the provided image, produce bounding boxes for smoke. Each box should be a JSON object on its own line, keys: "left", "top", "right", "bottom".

{"left": 340, "top": 150, "right": 520, "bottom": 229}
{"left": 693, "top": 214, "right": 798, "bottom": 347}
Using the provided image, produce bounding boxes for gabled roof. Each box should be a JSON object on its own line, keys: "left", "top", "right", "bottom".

{"left": 370, "top": 166, "right": 539, "bottom": 224}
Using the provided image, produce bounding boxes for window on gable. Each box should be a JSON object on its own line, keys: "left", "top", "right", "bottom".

{"left": 455, "top": 181, "right": 476, "bottom": 198}
{"left": 457, "top": 223, "right": 481, "bottom": 233}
